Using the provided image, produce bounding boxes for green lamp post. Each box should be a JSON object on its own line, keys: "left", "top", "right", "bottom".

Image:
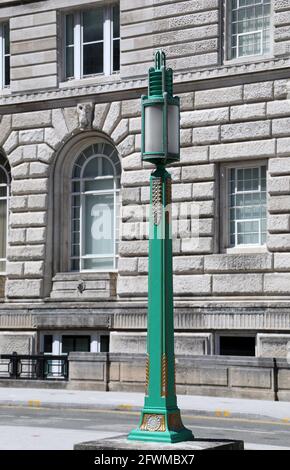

{"left": 128, "top": 51, "right": 194, "bottom": 444}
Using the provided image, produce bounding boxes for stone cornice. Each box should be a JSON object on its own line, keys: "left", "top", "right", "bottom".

{"left": 0, "top": 57, "right": 290, "bottom": 110}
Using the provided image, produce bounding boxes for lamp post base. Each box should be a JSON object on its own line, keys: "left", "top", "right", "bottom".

{"left": 127, "top": 408, "right": 194, "bottom": 444}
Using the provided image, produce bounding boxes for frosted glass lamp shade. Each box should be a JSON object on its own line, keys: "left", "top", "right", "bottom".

{"left": 144, "top": 105, "right": 163, "bottom": 154}
{"left": 168, "top": 104, "right": 179, "bottom": 155}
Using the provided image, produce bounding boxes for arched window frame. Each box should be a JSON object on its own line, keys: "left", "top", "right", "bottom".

{"left": 0, "top": 153, "right": 10, "bottom": 274}
{"left": 70, "top": 141, "right": 121, "bottom": 272}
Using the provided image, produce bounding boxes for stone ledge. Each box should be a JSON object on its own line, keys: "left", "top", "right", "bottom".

{"left": 74, "top": 435, "right": 244, "bottom": 451}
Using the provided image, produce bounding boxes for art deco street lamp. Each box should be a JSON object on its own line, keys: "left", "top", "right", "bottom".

{"left": 128, "top": 51, "right": 194, "bottom": 444}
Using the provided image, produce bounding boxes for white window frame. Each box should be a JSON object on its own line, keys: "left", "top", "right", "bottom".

{"left": 0, "top": 157, "right": 10, "bottom": 274}
{"left": 0, "top": 22, "right": 10, "bottom": 89}
{"left": 220, "top": 161, "right": 268, "bottom": 254}
{"left": 63, "top": 4, "right": 119, "bottom": 81}
{"left": 224, "top": 0, "right": 273, "bottom": 64}
{"left": 70, "top": 143, "right": 121, "bottom": 273}
{"left": 40, "top": 331, "right": 110, "bottom": 355}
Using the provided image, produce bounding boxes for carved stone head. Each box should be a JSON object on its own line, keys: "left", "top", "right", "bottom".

{"left": 77, "top": 102, "right": 93, "bottom": 130}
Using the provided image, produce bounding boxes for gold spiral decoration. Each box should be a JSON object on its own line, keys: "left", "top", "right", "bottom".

{"left": 152, "top": 177, "right": 162, "bottom": 225}
{"left": 161, "top": 354, "right": 168, "bottom": 397}
{"left": 145, "top": 354, "right": 149, "bottom": 396}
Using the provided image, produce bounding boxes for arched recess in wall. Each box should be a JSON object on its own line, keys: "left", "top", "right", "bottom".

{"left": 0, "top": 151, "right": 11, "bottom": 279}
{"left": 52, "top": 131, "right": 121, "bottom": 275}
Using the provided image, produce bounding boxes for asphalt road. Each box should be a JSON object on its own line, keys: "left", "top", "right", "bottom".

{"left": 0, "top": 405, "right": 289, "bottom": 450}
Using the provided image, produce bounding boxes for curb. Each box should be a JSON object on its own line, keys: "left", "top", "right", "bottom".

{"left": 0, "top": 399, "right": 289, "bottom": 424}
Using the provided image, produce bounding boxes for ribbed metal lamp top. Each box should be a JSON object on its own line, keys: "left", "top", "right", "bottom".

{"left": 148, "top": 50, "right": 173, "bottom": 98}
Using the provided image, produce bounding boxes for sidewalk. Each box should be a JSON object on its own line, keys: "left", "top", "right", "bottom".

{"left": 0, "top": 387, "right": 289, "bottom": 422}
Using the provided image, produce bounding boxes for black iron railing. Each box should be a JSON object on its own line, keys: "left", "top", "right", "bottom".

{"left": 0, "top": 352, "right": 68, "bottom": 380}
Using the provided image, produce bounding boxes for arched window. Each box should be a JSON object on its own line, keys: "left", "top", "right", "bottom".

{"left": 0, "top": 153, "right": 10, "bottom": 273}
{"left": 71, "top": 142, "right": 121, "bottom": 271}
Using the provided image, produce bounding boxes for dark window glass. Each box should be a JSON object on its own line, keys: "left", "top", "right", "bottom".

{"left": 113, "top": 5, "right": 120, "bottom": 38}
{"left": 43, "top": 335, "right": 53, "bottom": 353}
{"left": 83, "top": 43, "right": 103, "bottom": 75}
{"left": 62, "top": 335, "right": 91, "bottom": 353}
{"left": 3, "top": 23, "right": 10, "bottom": 86}
{"left": 219, "top": 336, "right": 255, "bottom": 356}
{"left": 83, "top": 9, "right": 103, "bottom": 43}
{"left": 100, "top": 335, "right": 109, "bottom": 353}
{"left": 112, "top": 5, "right": 120, "bottom": 72}
{"left": 65, "top": 15, "right": 74, "bottom": 78}
{"left": 113, "top": 40, "right": 120, "bottom": 72}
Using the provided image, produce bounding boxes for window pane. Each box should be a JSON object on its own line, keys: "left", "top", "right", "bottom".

{"left": 228, "top": 165, "right": 267, "bottom": 247}
{"left": 0, "top": 199, "right": 7, "bottom": 259}
{"left": 84, "top": 194, "right": 114, "bottom": 256}
{"left": 83, "top": 257, "right": 114, "bottom": 270}
{"left": 83, "top": 43, "right": 103, "bottom": 75}
{"left": 4, "top": 23, "right": 9, "bottom": 55}
{"left": 83, "top": 9, "right": 103, "bottom": 43}
{"left": 65, "top": 14, "right": 74, "bottom": 45}
{"left": 100, "top": 335, "right": 110, "bottom": 352}
{"left": 44, "top": 335, "right": 53, "bottom": 353}
{"left": 84, "top": 179, "right": 114, "bottom": 192}
{"left": 66, "top": 47, "right": 74, "bottom": 78}
{"left": 113, "top": 5, "right": 120, "bottom": 39}
{"left": 113, "top": 39, "right": 120, "bottom": 72}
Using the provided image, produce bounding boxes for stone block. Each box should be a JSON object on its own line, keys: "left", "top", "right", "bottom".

{"left": 267, "top": 99, "right": 290, "bottom": 117}
{"left": 22, "top": 144, "right": 37, "bottom": 162}
{"left": 121, "top": 99, "right": 141, "bottom": 118}
{"left": 195, "top": 86, "right": 243, "bottom": 109}
{"left": 210, "top": 139, "right": 275, "bottom": 161}
{"left": 0, "top": 333, "right": 36, "bottom": 354}
{"left": 182, "top": 164, "right": 215, "bottom": 182}
{"left": 3, "top": 131, "right": 18, "bottom": 154}
{"left": 117, "top": 135, "right": 135, "bottom": 157}
{"left": 44, "top": 128, "right": 61, "bottom": 150}
{"left": 6, "top": 279, "right": 43, "bottom": 298}
{"left": 6, "top": 261, "right": 24, "bottom": 277}
{"left": 9, "top": 196, "right": 27, "bottom": 212}
{"left": 230, "top": 103, "right": 266, "bottom": 121}
{"left": 221, "top": 121, "right": 270, "bottom": 142}
{"left": 173, "top": 256, "right": 204, "bottom": 274}
{"left": 268, "top": 214, "right": 290, "bottom": 233}
{"left": 122, "top": 153, "right": 142, "bottom": 170}
{"left": 274, "top": 253, "right": 290, "bottom": 270}
{"left": 12, "top": 111, "right": 51, "bottom": 129}
{"left": 19, "top": 129, "right": 44, "bottom": 145}
{"left": 268, "top": 195, "right": 290, "bottom": 213}
{"left": 8, "top": 147, "right": 23, "bottom": 167}
{"left": 277, "top": 137, "right": 290, "bottom": 156}
{"left": 111, "top": 119, "right": 129, "bottom": 144}
{"left": 121, "top": 188, "right": 140, "bottom": 205}
{"left": 69, "top": 362, "right": 105, "bottom": 382}
{"left": 9, "top": 228, "right": 26, "bottom": 245}
{"left": 230, "top": 368, "right": 271, "bottom": 389}
{"left": 192, "top": 125, "right": 219, "bottom": 145}
{"left": 93, "top": 103, "right": 110, "bottom": 130}
{"left": 24, "top": 261, "right": 44, "bottom": 277}
{"left": 26, "top": 227, "right": 46, "bottom": 243}
{"left": 29, "top": 162, "right": 49, "bottom": 177}
{"left": 181, "top": 107, "right": 229, "bottom": 128}
{"left": 119, "top": 241, "right": 148, "bottom": 257}
{"left": 180, "top": 92, "right": 194, "bottom": 111}
{"left": 11, "top": 178, "right": 48, "bottom": 195}
{"left": 110, "top": 332, "right": 146, "bottom": 354}
{"left": 274, "top": 79, "right": 288, "bottom": 99}
{"left": 129, "top": 117, "right": 141, "bottom": 134}
{"left": 120, "top": 363, "right": 145, "bottom": 383}
{"left": 37, "top": 144, "right": 54, "bottom": 164}
{"left": 10, "top": 37, "right": 56, "bottom": 55}
{"left": 267, "top": 233, "right": 290, "bottom": 251}
{"left": 180, "top": 129, "right": 192, "bottom": 146}
{"left": 134, "top": 134, "right": 141, "bottom": 152}
{"left": 269, "top": 158, "right": 290, "bottom": 175}
{"left": 176, "top": 365, "right": 228, "bottom": 386}
{"left": 63, "top": 107, "right": 78, "bottom": 133}
{"left": 172, "top": 183, "right": 192, "bottom": 201}
{"left": 0, "top": 115, "right": 12, "bottom": 147}
{"left": 174, "top": 274, "right": 211, "bottom": 295}
{"left": 27, "top": 194, "right": 48, "bottom": 210}
{"left": 212, "top": 274, "right": 263, "bottom": 294}
{"left": 117, "top": 276, "right": 147, "bottom": 297}
{"left": 121, "top": 169, "right": 151, "bottom": 187}
{"left": 10, "top": 23, "right": 57, "bottom": 42}
{"left": 180, "top": 146, "right": 208, "bottom": 164}
{"left": 12, "top": 163, "right": 29, "bottom": 179}
{"left": 10, "top": 212, "right": 46, "bottom": 228}
{"left": 52, "top": 109, "right": 69, "bottom": 140}
{"left": 181, "top": 237, "right": 213, "bottom": 254}
{"left": 272, "top": 117, "right": 290, "bottom": 137}
{"left": 7, "top": 245, "right": 45, "bottom": 261}
{"left": 103, "top": 102, "right": 121, "bottom": 135}
{"left": 268, "top": 176, "right": 290, "bottom": 195}
{"left": 278, "top": 369, "right": 290, "bottom": 390}
{"left": 137, "top": 257, "right": 148, "bottom": 274}
{"left": 243, "top": 82, "right": 273, "bottom": 102}
{"left": 257, "top": 333, "right": 290, "bottom": 358}
{"left": 192, "top": 181, "right": 214, "bottom": 200}
{"left": 118, "top": 257, "right": 138, "bottom": 275}
{"left": 264, "top": 273, "right": 290, "bottom": 293}
{"left": 204, "top": 253, "right": 273, "bottom": 272}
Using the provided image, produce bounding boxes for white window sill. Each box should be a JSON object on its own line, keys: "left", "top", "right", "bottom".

{"left": 224, "top": 245, "right": 268, "bottom": 254}
{"left": 223, "top": 54, "right": 274, "bottom": 67}
{"left": 59, "top": 74, "right": 121, "bottom": 90}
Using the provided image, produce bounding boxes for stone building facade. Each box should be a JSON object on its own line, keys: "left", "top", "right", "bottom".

{"left": 0, "top": 0, "right": 290, "bottom": 362}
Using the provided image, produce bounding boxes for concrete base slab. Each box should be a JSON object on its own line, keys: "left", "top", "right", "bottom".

{"left": 74, "top": 435, "right": 244, "bottom": 450}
